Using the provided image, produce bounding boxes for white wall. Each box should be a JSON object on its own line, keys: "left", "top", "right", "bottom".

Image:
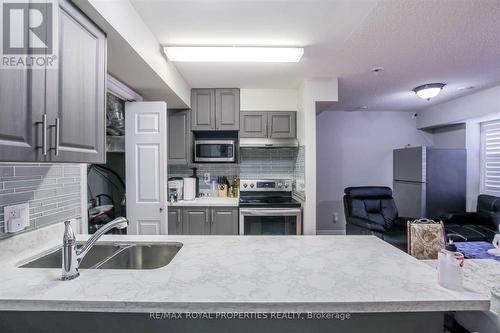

{"left": 316, "top": 111, "right": 432, "bottom": 232}
{"left": 86, "top": 0, "right": 191, "bottom": 107}
{"left": 430, "top": 124, "right": 466, "bottom": 149}
{"left": 299, "top": 78, "right": 338, "bottom": 235}
{"left": 240, "top": 89, "right": 298, "bottom": 111}
{"left": 417, "top": 85, "right": 500, "bottom": 129}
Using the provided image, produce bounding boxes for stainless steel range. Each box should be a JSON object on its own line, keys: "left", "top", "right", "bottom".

{"left": 239, "top": 179, "right": 302, "bottom": 235}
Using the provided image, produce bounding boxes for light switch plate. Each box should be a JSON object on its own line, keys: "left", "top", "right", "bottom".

{"left": 4, "top": 203, "right": 29, "bottom": 233}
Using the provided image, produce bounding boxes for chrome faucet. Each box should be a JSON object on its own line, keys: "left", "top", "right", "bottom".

{"left": 62, "top": 217, "right": 128, "bottom": 280}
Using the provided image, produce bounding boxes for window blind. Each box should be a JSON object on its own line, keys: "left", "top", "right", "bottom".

{"left": 481, "top": 120, "right": 500, "bottom": 195}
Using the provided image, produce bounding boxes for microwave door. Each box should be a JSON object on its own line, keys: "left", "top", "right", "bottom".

{"left": 195, "top": 141, "right": 235, "bottom": 162}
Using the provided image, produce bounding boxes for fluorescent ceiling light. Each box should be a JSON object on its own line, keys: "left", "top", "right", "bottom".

{"left": 163, "top": 46, "right": 304, "bottom": 62}
{"left": 413, "top": 83, "right": 446, "bottom": 101}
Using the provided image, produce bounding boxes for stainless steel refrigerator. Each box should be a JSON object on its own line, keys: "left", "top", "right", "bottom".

{"left": 393, "top": 146, "right": 466, "bottom": 219}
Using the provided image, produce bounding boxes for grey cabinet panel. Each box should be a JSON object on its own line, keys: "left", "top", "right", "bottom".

{"left": 183, "top": 207, "right": 211, "bottom": 235}
{"left": 211, "top": 208, "right": 238, "bottom": 235}
{"left": 268, "top": 112, "right": 296, "bottom": 138}
{"left": 168, "top": 110, "right": 192, "bottom": 165}
{"left": 240, "top": 112, "right": 268, "bottom": 138}
{"left": 45, "top": 0, "right": 106, "bottom": 163}
{"left": 191, "top": 89, "right": 215, "bottom": 130}
{"left": 0, "top": 3, "right": 46, "bottom": 162}
{"left": 0, "top": 69, "right": 42, "bottom": 162}
{"left": 168, "top": 207, "right": 182, "bottom": 235}
{"left": 215, "top": 89, "right": 240, "bottom": 130}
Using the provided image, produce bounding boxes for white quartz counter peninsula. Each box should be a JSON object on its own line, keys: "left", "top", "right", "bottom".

{"left": 0, "top": 233, "right": 489, "bottom": 314}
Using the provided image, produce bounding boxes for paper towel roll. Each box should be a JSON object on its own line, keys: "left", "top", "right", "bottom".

{"left": 183, "top": 178, "right": 196, "bottom": 201}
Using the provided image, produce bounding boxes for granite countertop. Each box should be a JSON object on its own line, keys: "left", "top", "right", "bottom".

{"left": 422, "top": 259, "right": 500, "bottom": 296}
{"left": 0, "top": 232, "right": 490, "bottom": 313}
{"left": 167, "top": 197, "right": 239, "bottom": 207}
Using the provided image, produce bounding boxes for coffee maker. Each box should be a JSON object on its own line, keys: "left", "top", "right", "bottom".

{"left": 167, "top": 177, "right": 184, "bottom": 202}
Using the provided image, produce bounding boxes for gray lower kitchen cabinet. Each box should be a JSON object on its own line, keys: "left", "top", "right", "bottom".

{"left": 268, "top": 111, "right": 296, "bottom": 138}
{"left": 192, "top": 88, "right": 240, "bottom": 131}
{"left": 191, "top": 89, "right": 216, "bottom": 130}
{"left": 169, "top": 206, "right": 239, "bottom": 235}
{"left": 240, "top": 111, "right": 268, "bottom": 138}
{"left": 168, "top": 207, "right": 183, "bottom": 235}
{"left": 0, "top": 0, "right": 106, "bottom": 163}
{"left": 46, "top": 0, "right": 107, "bottom": 163}
{"left": 211, "top": 207, "right": 239, "bottom": 235}
{"left": 168, "top": 110, "right": 192, "bottom": 165}
{"left": 183, "top": 207, "right": 211, "bottom": 235}
{"left": 215, "top": 88, "right": 240, "bottom": 130}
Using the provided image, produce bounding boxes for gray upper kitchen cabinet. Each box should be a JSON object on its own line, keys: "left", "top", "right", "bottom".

{"left": 240, "top": 111, "right": 296, "bottom": 139}
{"left": 0, "top": 68, "right": 45, "bottom": 162}
{"left": 182, "top": 207, "right": 211, "bottom": 235}
{"left": 45, "top": 0, "right": 107, "bottom": 163}
{"left": 211, "top": 207, "right": 238, "bottom": 235}
{"left": 268, "top": 112, "right": 296, "bottom": 138}
{"left": 191, "top": 89, "right": 216, "bottom": 130}
{"left": 215, "top": 89, "right": 240, "bottom": 130}
{"left": 168, "top": 110, "right": 192, "bottom": 165}
{"left": 0, "top": 2, "right": 47, "bottom": 162}
{"left": 240, "top": 112, "right": 268, "bottom": 138}
{"left": 192, "top": 88, "right": 240, "bottom": 131}
{"left": 168, "top": 207, "right": 183, "bottom": 235}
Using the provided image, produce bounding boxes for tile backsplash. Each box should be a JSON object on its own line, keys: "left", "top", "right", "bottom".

{"left": 0, "top": 164, "right": 81, "bottom": 240}
{"left": 168, "top": 147, "right": 306, "bottom": 196}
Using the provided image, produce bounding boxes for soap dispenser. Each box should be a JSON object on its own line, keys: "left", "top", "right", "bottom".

{"left": 437, "top": 238, "right": 464, "bottom": 291}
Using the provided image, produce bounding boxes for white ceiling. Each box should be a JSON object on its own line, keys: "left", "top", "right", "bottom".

{"left": 131, "top": 0, "right": 500, "bottom": 111}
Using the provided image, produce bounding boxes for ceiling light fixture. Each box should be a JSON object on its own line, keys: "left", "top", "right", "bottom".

{"left": 413, "top": 83, "right": 446, "bottom": 101}
{"left": 163, "top": 46, "right": 304, "bottom": 63}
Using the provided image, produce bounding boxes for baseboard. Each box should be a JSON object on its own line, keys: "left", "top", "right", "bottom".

{"left": 316, "top": 229, "right": 346, "bottom": 235}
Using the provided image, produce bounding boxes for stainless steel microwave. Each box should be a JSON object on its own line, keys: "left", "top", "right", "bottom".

{"left": 194, "top": 140, "right": 236, "bottom": 163}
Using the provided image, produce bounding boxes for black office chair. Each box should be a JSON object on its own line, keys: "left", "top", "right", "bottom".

{"left": 344, "top": 186, "right": 411, "bottom": 250}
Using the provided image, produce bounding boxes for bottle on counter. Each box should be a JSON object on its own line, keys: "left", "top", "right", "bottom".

{"left": 231, "top": 176, "right": 239, "bottom": 198}
{"left": 437, "top": 238, "right": 464, "bottom": 291}
{"left": 210, "top": 179, "right": 218, "bottom": 197}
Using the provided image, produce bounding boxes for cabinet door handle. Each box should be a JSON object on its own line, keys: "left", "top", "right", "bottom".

{"left": 36, "top": 114, "right": 47, "bottom": 155}
{"left": 211, "top": 209, "right": 214, "bottom": 224}
{"left": 177, "top": 211, "right": 181, "bottom": 224}
{"left": 50, "top": 117, "right": 60, "bottom": 156}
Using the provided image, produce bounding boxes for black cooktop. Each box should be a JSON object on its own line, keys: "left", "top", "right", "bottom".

{"left": 239, "top": 195, "right": 301, "bottom": 208}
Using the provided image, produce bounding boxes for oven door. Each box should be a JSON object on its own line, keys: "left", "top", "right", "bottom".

{"left": 239, "top": 208, "right": 302, "bottom": 235}
{"left": 194, "top": 140, "right": 235, "bottom": 162}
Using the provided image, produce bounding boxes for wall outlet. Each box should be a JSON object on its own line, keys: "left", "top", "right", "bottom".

{"left": 4, "top": 203, "right": 29, "bottom": 233}
{"left": 332, "top": 212, "right": 339, "bottom": 224}
{"left": 203, "top": 172, "right": 210, "bottom": 184}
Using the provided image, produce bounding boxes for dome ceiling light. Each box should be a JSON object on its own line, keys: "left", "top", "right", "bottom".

{"left": 413, "top": 83, "right": 446, "bottom": 101}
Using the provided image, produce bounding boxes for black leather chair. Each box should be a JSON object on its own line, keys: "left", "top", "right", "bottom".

{"left": 344, "top": 186, "right": 410, "bottom": 250}
{"left": 444, "top": 194, "right": 499, "bottom": 242}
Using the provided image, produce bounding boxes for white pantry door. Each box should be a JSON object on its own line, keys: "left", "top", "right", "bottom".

{"left": 125, "top": 102, "right": 168, "bottom": 234}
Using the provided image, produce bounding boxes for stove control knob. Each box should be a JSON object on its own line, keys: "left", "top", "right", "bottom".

{"left": 250, "top": 183, "right": 255, "bottom": 188}
{"left": 277, "top": 182, "right": 283, "bottom": 188}
{"left": 284, "top": 183, "right": 290, "bottom": 188}
{"left": 243, "top": 183, "right": 248, "bottom": 188}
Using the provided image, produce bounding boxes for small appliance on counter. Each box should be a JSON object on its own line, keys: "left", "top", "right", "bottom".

{"left": 183, "top": 177, "right": 196, "bottom": 201}
{"left": 168, "top": 177, "right": 184, "bottom": 203}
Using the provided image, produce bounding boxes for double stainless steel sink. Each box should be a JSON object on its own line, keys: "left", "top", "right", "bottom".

{"left": 19, "top": 243, "right": 182, "bottom": 270}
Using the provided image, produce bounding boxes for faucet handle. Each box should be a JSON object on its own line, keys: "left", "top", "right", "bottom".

{"left": 63, "top": 220, "right": 76, "bottom": 246}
